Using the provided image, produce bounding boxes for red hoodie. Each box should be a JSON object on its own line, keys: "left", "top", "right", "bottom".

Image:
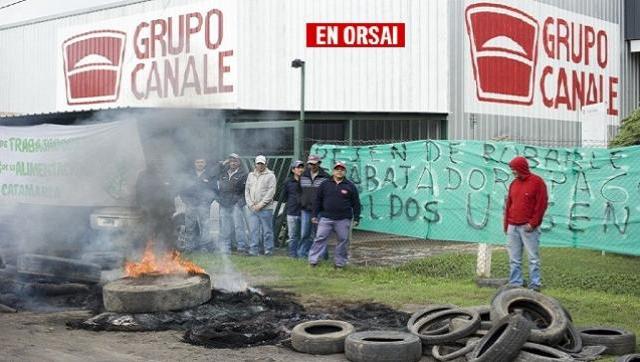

{"left": 504, "top": 156, "right": 548, "bottom": 232}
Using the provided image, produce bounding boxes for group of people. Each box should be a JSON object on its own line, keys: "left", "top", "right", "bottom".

{"left": 139, "top": 150, "right": 547, "bottom": 287}
{"left": 174, "top": 152, "right": 362, "bottom": 268}
{"left": 177, "top": 153, "right": 276, "bottom": 256}
{"left": 283, "top": 156, "right": 361, "bottom": 268}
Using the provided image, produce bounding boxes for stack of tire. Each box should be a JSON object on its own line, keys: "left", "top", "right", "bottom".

{"left": 406, "top": 287, "right": 637, "bottom": 361}
{"left": 289, "top": 287, "right": 638, "bottom": 361}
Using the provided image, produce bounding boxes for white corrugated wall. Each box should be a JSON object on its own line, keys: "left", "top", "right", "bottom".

{"left": 0, "top": 0, "right": 449, "bottom": 115}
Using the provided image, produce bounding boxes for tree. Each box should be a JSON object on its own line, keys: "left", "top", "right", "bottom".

{"left": 609, "top": 108, "right": 640, "bottom": 147}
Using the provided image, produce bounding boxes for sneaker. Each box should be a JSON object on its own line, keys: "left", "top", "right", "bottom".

{"left": 529, "top": 285, "right": 542, "bottom": 292}
{"left": 333, "top": 264, "right": 345, "bottom": 270}
{"left": 310, "top": 263, "right": 317, "bottom": 268}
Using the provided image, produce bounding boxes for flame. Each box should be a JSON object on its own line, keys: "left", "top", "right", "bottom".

{"left": 125, "top": 240, "right": 205, "bottom": 278}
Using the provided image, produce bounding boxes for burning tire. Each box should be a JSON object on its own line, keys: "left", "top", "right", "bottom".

{"left": 290, "top": 320, "right": 355, "bottom": 355}
{"left": 17, "top": 254, "right": 101, "bottom": 284}
{"left": 345, "top": 330, "right": 422, "bottom": 362}
{"left": 103, "top": 273, "right": 211, "bottom": 313}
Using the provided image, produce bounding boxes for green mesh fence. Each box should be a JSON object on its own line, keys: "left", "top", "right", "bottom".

{"left": 310, "top": 140, "right": 640, "bottom": 256}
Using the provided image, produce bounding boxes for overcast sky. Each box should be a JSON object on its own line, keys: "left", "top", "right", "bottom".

{"left": 0, "top": 0, "right": 123, "bottom": 26}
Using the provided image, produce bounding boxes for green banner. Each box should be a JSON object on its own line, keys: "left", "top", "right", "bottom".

{"left": 310, "top": 141, "right": 640, "bottom": 256}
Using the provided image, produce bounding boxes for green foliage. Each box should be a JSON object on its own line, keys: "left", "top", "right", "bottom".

{"left": 610, "top": 108, "right": 640, "bottom": 147}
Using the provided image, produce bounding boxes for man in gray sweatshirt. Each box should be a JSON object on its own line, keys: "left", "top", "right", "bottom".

{"left": 244, "top": 155, "right": 277, "bottom": 256}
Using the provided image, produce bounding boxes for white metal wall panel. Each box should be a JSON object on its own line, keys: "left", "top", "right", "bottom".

{"left": 447, "top": 0, "right": 639, "bottom": 146}
{"left": 236, "top": 0, "right": 449, "bottom": 113}
{"left": 0, "top": 0, "right": 449, "bottom": 115}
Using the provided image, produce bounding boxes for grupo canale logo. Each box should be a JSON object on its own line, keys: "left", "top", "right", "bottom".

{"left": 465, "top": 2, "right": 619, "bottom": 115}
{"left": 61, "top": 6, "right": 234, "bottom": 107}
{"left": 62, "top": 30, "right": 127, "bottom": 105}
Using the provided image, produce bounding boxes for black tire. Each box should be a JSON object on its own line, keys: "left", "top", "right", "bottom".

{"left": 551, "top": 320, "right": 582, "bottom": 354}
{"left": 81, "top": 251, "right": 124, "bottom": 270}
{"left": 410, "top": 308, "right": 480, "bottom": 344}
{"left": 491, "top": 288, "right": 568, "bottom": 344}
{"left": 17, "top": 254, "right": 101, "bottom": 284}
{"left": 431, "top": 340, "right": 478, "bottom": 361}
{"left": 490, "top": 284, "right": 523, "bottom": 305}
{"left": 463, "top": 305, "right": 493, "bottom": 330}
{"left": 578, "top": 326, "right": 637, "bottom": 356}
{"left": 345, "top": 330, "right": 421, "bottom": 362}
{"left": 467, "top": 314, "right": 532, "bottom": 362}
{"left": 514, "top": 342, "right": 573, "bottom": 361}
{"left": 290, "top": 320, "right": 354, "bottom": 354}
{"left": 616, "top": 354, "right": 640, "bottom": 362}
{"left": 406, "top": 304, "right": 456, "bottom": 335}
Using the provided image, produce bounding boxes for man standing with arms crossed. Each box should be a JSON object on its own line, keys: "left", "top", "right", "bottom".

{"left": 309, "top": 161, "right": 361, "bottom": 269}
{"left": 504, "top": 156, "right": 548, "bottom": 292}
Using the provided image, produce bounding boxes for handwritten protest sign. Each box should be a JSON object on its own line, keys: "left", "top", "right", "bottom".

{"left": 311, "top": 141, "right": 640, "bottom": 256}
{"left": 0, "top": 121, "right": 145, "bottom": 206}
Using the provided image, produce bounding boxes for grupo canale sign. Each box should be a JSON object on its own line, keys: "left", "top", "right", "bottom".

{"left": 464, "top": 0, "right": 620, "bottom": 123}
{"left": 56, "top": 1, "right": 236, "bottom": 110}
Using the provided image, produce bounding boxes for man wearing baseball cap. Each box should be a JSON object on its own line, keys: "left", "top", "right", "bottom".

{"left": 282, "top": 160, "right": 305, "bottom": 258}
{"left": 309, "top": 161, "right": 361, "bottom": 268}
{"left": 216, "top": 153, "right": 249, "bottom": 254}
{"left": 298, "top": 154, "right": 330, "bottom": 258}
{"left": 245, "top": 155, "right": 277, "bottom": 256}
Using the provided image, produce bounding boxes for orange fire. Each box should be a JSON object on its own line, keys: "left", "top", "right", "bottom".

{"left": 125, "top": 240, "right": 205, "bottom": 278}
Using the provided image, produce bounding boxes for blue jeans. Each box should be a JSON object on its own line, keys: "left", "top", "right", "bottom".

{"left": 183, "top": 205, "right": 211, "bottom": 251}
{"left": 219, "top": 203, "right": 249, "bottom": 252}
{"left": 287, "top": 215, "right": 301, "bottom": 258}
{"left": 308, "top": 218, "right": 352, "bottom": 267}
{"left": 248, "top": 208, "right": 274, "bottom": 255}
{"left": 507, "top": 224, "right": 542, "bottom": 288}
{"left": 298, "top": 210, "right": 315, "bottom": 257}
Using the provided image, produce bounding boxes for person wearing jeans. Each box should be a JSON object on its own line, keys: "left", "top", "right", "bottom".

{"left": 504, "top": 156, "right": 548, "bottom": 291}
{"left": 309, "top": 161, "right": 361, "bottom": 268}
{"left": 283, "top": 160, "right": 305, "bottom": 258}
{"left": 298, "top": 155, "right": 330, "bottom": 258}
{"left": 245, "top": 155, "right": 277, "bottom": 256}
{"left": 216, "top": 153, "right": 249, "bottom": 253}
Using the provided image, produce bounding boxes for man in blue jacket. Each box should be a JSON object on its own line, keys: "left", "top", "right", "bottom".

{"left": 216, "top": 153, "right": 249, "bottom": 254}
{"left": 309, "top": 161, "right": 361, "bottom": 268}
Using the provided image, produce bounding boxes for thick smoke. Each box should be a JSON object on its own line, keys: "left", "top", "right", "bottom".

{"left": 0, "top": 108, "right": 291, "bottom": 291}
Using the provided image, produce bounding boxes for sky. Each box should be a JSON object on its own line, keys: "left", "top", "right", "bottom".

{"left": 0, "top": 0, "right": 122, "bottom": 27}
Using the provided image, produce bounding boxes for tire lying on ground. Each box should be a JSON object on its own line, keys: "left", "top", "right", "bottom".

{"left": 578, "top": 326, "right": 637, "bottom": 356}
{"left": 406, "top": 304, "right": 457, "bottom": 336}
{"left": 490, "top": 288, "right": 568, "bottom": 344}
{"left": 514, "top": 342, "right": 573, "bottom": 361}
{"left": 616, "top": 354, "right": 640, "bottom": 362}
{"left": 431, "top": 340, "right": 479, "bottom": 362}
{"left": 462, "top": 305, "right": 493, "bottom": 330}
{"left": 290, "top": 320, "right": 354, "bottom": 354}
{"left": 467, "top": 314, "right": 532, "bottom": 362}
{"left": 103, "top": 274, "right": 211, "bottom": 313}
{"left": 17, "top": 254, "right": 101, "bottom": 284}
{"left": 410, "top": 308, "right": 481, "bottom": 345}
{"left": 81, "top": 251, "right": 124, "bottom": 270}
{"left": 345, "top": 330, "right": 421, "bottom": 362}
{"left": 551, "top": 320, "right": 582, "bottom": 354}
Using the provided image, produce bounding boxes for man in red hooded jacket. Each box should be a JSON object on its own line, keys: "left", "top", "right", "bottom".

{"left": 504, "top": 156, "right": 548, "bottom": 291}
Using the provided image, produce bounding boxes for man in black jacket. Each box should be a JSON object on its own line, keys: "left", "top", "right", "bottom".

{"left": 179, "top": 157, "right": 217, "bottom": 251}
{"left": 216, "top": 153, "right": 249, "bottom": 253}
{"left": 309, "top": 161, "right": 361, "bottom": 268}
{"left": 298, "top": 155, "right": 330, "bottom": 258}
{"left": 282, "top": 160, "right": 305, "bottom": 258}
